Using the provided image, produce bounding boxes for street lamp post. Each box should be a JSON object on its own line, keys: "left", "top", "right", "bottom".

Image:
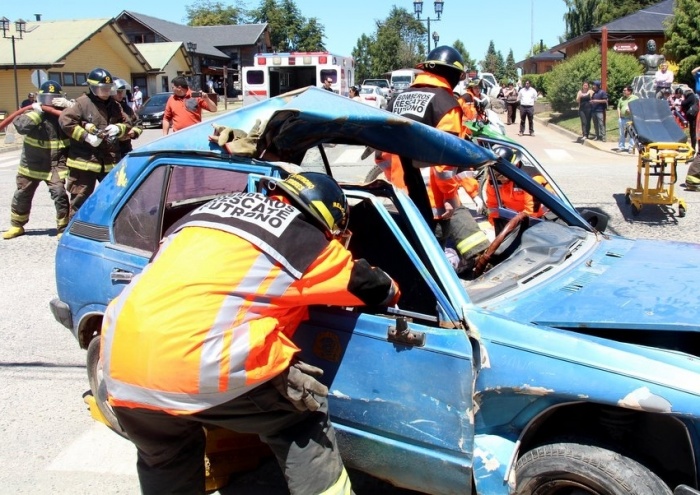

{"left": 432, "top": 31, "right": 440, "bottom": 47}
{"left": 413, "top": 0, "right": 444, "bottom": 53}
{"left": 1, "top": 17, "right": 27, "bottom": 110}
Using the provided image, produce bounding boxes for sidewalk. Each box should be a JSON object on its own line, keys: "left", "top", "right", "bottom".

{"left": 533, "top": 115, "right": 629, "bottom": 156}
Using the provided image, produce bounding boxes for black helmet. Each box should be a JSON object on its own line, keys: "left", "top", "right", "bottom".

{"left": 37, "top": 80, "right": 62, "bottom": 105}
{"left": 87, "top": 67, "right": 115, "bottom": 96}
{"left": 265, "top": 172, "right": 349, "bottom": 237}
{"left": 493, "top": 145, "right": 522, "bottom": 165}
{"left": 416, "top": 45, "right": 465, "bottom": 74}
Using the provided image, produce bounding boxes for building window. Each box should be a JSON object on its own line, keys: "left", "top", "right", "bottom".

{"left": 75, "top": 73, "right": 87, "bottom": 86}
{"left": 161, "top": 76, "right": 169, "bottom": 93}
{"left": 63, "top": 73, "right": 75, "bottom": 86}
{"left": 48, "top": 72, "right": 62, "bottom": 85}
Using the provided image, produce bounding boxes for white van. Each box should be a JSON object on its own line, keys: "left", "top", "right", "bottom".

{"left": 390, "top": 69, "right": 422, "bottom": 95}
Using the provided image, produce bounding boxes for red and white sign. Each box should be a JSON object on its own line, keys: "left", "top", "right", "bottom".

{"left": 613, "top": 42, "right": 638, "bottom": 53}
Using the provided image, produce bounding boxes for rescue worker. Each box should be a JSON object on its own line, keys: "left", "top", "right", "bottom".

{"left": 101, "top": 172, "right": 401, "bottom": 495}
{"left": 59, "top": 67, "right": 129, "bottom": 218}
{"left": 111, "top": 77, "right": 143, "bottom": 159}
{"left": 387, "top": 46, "right": 490, "bottom": 271}
{"left": 485, "top": 145, "right": 546, "bottom": 224}
{"left": 458, "top": 78, "right": 488, "bottom": 127}
{"left": 2, "top": 80, "right": 72, "bottom": 240}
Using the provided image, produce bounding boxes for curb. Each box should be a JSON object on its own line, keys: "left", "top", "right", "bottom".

{"left": 533, "top": 115, "right": 619, "bottom": 156}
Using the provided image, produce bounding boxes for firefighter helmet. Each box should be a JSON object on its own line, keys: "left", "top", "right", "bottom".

{"left": 87, "top": 67, "right": 115, "bottom": 97}
{"left": 265, "top": 172, "right": 349, "bottom": 237}
{"left": 37, "top": 80, "right": 63, "bottom": 105}
{"left": 493, "top": 145, "right": 522, "bottom": 165}
{"left": 113, "top": 78, "right": 131, "bottom": 92}
{"left": 416, "top": 46, "right": 465, "bottom": 74}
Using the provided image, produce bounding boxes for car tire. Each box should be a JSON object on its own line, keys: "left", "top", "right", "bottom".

{"left": 365, "top": 165, "right": 384, "bottom": 183}
{"left": 87, "top": 336, "right": 128, "bottom": 438}
{"left": 515, "top": 442, "right": 671, "bottom": 495}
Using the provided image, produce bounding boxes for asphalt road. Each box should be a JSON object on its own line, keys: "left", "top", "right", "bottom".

{"left": 1, "top": 116, "right": 699, "bottom": 494}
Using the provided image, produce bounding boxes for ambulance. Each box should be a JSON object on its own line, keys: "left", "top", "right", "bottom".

{"left": 242, "top": 52, "right": 354, "bottom": 106}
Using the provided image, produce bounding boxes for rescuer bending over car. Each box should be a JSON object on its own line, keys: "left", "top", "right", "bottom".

{"left": 100, "top": 171, "right": 400, "bottom": 495}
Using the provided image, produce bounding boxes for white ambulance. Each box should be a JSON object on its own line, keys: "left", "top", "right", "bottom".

{"left": 242, "top": 52, "right": 355, "bottom": 106}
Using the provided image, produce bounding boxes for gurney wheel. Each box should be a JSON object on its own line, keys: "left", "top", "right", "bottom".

{"left": 679, "top": 205, "right": 686, "bottom": 217}
{"left": 631, "top": 204, "right": 641, "bottom": 216}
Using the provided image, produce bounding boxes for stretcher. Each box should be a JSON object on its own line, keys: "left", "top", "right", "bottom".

{"left": 624, "top": 98, "right": 693, "bottom": 217}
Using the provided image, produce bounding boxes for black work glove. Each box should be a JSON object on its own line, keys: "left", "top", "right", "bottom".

{"left": 272, "top": 360, "right": 328, "bottom": 412}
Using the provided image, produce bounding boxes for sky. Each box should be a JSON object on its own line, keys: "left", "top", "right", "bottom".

{"left": 2, "top": 1, "right": 569, "bottom": 64}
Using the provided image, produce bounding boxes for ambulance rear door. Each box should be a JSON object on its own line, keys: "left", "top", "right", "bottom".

{"left": 242, "top": 66, "right": 268, "bottom": 106}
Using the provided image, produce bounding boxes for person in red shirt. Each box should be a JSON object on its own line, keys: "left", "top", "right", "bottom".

{"left": 162, "top": 76, "right": 217, "bottom": 134}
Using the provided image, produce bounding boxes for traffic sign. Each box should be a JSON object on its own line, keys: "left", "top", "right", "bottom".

{"left": 31, "top": 70, "right": 48, "bottom": 88}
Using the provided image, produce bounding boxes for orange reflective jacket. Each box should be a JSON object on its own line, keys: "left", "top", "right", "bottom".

{"left": 486, "top": 179, "right": 535, "bottom": 224}
{"left": 102, "top": 193, "right": 399, "bottom": 415}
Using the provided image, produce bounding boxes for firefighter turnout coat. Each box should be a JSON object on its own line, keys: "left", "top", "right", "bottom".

{"left": 59, "top": 93, "right": 128, "bottom": 173}
{"left": 13, "top": 108, "right": 69, "bottom": 180}
{"left": 102, "top": 192, "right": 399, "bottom": 415}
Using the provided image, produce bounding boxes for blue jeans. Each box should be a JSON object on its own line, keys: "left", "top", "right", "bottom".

{"left": 618, "top": 117, "right": 633, "bottom": 150}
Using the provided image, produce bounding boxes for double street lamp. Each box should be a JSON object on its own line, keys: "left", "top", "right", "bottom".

{"left": 413, "top": 0, "right": 444, "bottom": 53}
{"left": 1, "top": 17, "right": 27, "bottom": 110}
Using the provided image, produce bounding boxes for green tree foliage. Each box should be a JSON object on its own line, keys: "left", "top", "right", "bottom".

{"left": 544, "top": 46, "right": 641, "bottom": 112}
{"left": 564, "top": 0, "right": 597, "bottom": 40}
{"left": 480, "top": 41, "right": 501, "bottom": 74}
{"left": 525, "top": 41, "right": 549, "bottom": 58}
{"left": 453, "top": 40, "right": 476, "bottom": 73}
{"left": 186, "top": 0, "right": 245, "bottom": 25}
{"left": 248, "top": 0, "right": 325, "bottom": 51}
{"left": 662, "top": 0, "right": 700, "bottom": 86}
{"left": 504, "top": 50, "right": 518, "bottom": 83}
{"left": 352, "top": 35, "right": 375, "bottom": 82}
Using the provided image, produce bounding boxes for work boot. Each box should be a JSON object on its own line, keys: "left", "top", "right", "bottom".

{"left": 2, "top": 226, "right": 25, "bottom": 240}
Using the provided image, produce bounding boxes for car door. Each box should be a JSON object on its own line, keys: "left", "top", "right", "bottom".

{"left": 292, "top": 189, "right": 476, "bottom": 494}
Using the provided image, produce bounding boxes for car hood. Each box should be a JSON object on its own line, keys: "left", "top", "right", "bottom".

{"left": 132, "top": 86, "right": 496, "bottom": 169}
{"left": 487, "top": 236, "right": 700, "bottom": 331}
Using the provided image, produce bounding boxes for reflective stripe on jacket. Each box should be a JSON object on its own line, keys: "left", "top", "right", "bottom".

{"left": 13, "top": 110, "right": 68, "bottom": 181}
{"left": 102, "top": 192, "right": 398, "bottom": 415}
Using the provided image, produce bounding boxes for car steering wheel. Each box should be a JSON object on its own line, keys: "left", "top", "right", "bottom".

{"left": 473, "top": 211, "right": 528, "bottom": 277}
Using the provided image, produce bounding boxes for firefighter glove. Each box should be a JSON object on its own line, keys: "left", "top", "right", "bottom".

{"left": 85, "top": 133, "right": 103, "bottom": 147}
{"left": 84, "top": 123, "right": 98, "bottom": 134}
{"left": 210, "top": 123, "right": 248, "bottom": 147}
{"left": 272, "top": 360, "right": 328, "bottom": 412}
{"left": 31, "top": 103, "right": 43, "bottom": 114}
{"left": 104, "top": 124, "right": 121, "bottom": 137}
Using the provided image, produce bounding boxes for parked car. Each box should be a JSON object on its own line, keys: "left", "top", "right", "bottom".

{"left": 137, "top": 92, "right": 172, "bottom": 128}
{"left": 362, "top": 78, "right": 392, "bottom": 98}
{"left": 358, "top": 85, "right": 388, "bottom": 109}
{"left": 51, "top": 87, "right": 700, "bottom": 495}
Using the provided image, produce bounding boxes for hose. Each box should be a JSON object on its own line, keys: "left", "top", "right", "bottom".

{"left": 0, "top": 105, "right": 64, "bottom": 132}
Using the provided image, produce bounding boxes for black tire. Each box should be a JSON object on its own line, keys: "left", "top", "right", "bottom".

{"left": 364, "top": 164, "right": 384, "bottom": 183}
{"left": 515, "top": 443, "right": 671, "bottom": 495}
{"left": 87, "top": 336, "right": 128, "bottom": 438}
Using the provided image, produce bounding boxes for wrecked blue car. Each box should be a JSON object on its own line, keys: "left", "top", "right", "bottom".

{"left": 51, "top": 87, "right": 700, "bottom": 495}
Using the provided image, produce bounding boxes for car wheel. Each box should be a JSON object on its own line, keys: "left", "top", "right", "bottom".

{"left": 87, "top": 336, "right": 128, "bottom": 438}
{"left": 515, "top": 442, "right": 671, "bottom": 495}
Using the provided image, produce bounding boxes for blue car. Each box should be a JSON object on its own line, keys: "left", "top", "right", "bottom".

{"left": 51, "top": 87, "right": 700, "bottom": 495}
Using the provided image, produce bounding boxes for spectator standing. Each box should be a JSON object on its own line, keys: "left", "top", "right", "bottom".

{"left": 162, "top": 76, "right": 216, "bottom": 135}
{"left": 692, "top": 66, "right": 700, "bottom": 96}
{"left": 3, "top": 81, "right": 72, "bottom": 240}
{"left": 616, "top": 85, "right": 638, "bottom": 153}
{"left": 576, "top": 81, "right": 593, "bottom": 141}
{"left": 680, "top": 88, "right": 699, "bottom": 153}
{"left": 590, "top": 81, "right": 608, "bottom": 142}
{"left": 321, "top": 77, "right": 333, "bottom": 92}
{"left": 102, "top": 172, "right": 400, "bottom": 495}
{"left": 503, "top": 82, "right": 519, "bottom": 125}
{"left": 349, "top": 85, "right": 361, "bottom": 101}
{"left": 206, "top": 78, "right": 215, "bottom": 94}
{"left": 131, "top": 85, "right": 143, "bottom": 113}
{"left": 20, "top": 92, "right": 36, "bottom": 109}
{"left": 59, "top": 67, "right": 130, "bottom": 218}
{"left": 517, "top": 79, "right": 538, "bottom": 136}
{"left": 112, "top": 78, "right": 143, "bottom": 158}
{"left": 654, "top": 62, "right": 674, "bottom": 98}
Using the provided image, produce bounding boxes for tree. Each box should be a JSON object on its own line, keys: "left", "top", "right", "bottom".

{"left": 662, "top": 0, "right": 700, "bottom": 86}
{"left": 352, "top": 35, "right": 375, "bottom": 82}
{"left": 480, "top": 41, "right": 501, "bottom": 75}
{"left": 564, "top": 0, "right": 597, "bottom": 40}
{"left": 594, "top": 0, "right": 658, "bottom": 25}
{"left": 504, "top": 50, "right": 518, "bottom": 83}
{"left": 247, "top": 0, "right": 325, "bottom": 52}
{"left": 453, "top": 40, "right": 476, "bottom": 73}
{"left": 186, "top": 0, "right": 246, "bottom": 26}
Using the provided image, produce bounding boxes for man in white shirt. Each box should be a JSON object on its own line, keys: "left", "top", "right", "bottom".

{"left": 517, "top": 79, "right": 538, "bottom": 136}
{"left": 131, "top": 86, "right": 143, "bottom": 112}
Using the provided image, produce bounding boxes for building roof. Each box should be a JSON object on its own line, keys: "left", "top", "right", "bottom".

{"left": 591, "top": 0, "right": 674, "bottom": 34}
{"left": 120, "top": 11, "right": 268, "bottom": 59}
{"left": 135, "top": 42, "right": 189, "bottom": 72}
{"left": 0, "top": 18, "right": 149, "bottom": 68}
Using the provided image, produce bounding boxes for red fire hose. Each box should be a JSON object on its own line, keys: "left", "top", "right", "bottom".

{"left": 0, "top": 105, "right": 64, "bottom": 132}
